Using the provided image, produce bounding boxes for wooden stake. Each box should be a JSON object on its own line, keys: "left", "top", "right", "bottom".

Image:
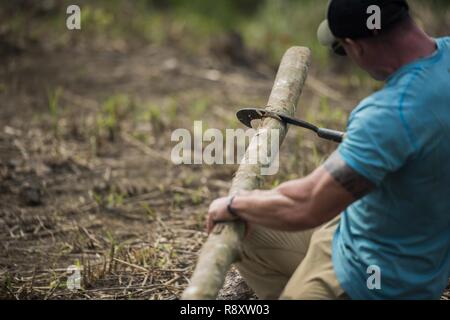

{"left": 182, "top": 47, "right": 312, "bottom": 300}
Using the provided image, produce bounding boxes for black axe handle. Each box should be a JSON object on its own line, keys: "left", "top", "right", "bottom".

{"left": 236, "top": 108, "right": 345, "bottom": 143}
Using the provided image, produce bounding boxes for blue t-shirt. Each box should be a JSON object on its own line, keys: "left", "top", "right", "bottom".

{"left": 333, "top": 37, "right": 450, "bottom": 299}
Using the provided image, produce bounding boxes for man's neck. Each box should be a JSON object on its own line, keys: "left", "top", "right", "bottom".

{"left": 384, "top": 26, "right": 437, "bottom": 77}
{"left": 398, "top": 29, "right": 436, "bottom": 65}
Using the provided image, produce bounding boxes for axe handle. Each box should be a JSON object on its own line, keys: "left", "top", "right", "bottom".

{"left": 317, "top": 128, "right": 345, "bottom": 143}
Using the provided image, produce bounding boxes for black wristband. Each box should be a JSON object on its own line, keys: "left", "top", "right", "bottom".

{"left": 227, "top": 195, "right": 239, "bottom": 218}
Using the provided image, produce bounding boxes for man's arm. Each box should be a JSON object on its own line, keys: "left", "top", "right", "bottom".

{"left": 323, "top": 151, "right": 374, "bottom": 199}
{"left": 207, "top": 151, "right": 374, "bottom": 232}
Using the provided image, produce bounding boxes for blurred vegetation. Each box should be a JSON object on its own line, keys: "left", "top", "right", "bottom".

{"left": 1, "top": 0, "right": 448, "bottom": 68}
{"left": 0, "top": 0, "right": 447, "bottom": 106}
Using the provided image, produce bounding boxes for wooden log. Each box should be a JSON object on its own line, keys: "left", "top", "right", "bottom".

{"left": 182, "top": 47, "right": 312, "bottom": 300}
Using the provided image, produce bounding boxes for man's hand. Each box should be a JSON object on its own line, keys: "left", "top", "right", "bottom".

{"left": 206, "top": 196, "right": 238, "bottom": 234}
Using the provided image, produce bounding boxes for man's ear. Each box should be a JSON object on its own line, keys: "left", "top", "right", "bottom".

{"left": 343, "top": 38, "right": 364, "bottom": 57}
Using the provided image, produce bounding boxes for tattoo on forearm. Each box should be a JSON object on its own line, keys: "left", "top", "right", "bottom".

{"left": 324, "top": 151, "right": 374, "bottom": 199}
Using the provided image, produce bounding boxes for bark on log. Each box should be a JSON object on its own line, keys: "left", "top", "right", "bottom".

{"left": 182, "top": 47, "right": 312, "bottom": 300}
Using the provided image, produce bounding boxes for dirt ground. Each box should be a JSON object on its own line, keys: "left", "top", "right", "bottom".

{"left": 0, "top": 26, "right": 449, "bottom": 300}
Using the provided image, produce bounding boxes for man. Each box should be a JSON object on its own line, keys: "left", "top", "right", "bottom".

{"left": 207, "top": 0, "right": 450, "bottom": 299}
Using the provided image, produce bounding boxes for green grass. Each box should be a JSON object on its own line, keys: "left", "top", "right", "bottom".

{"left": 47, "top": 87, "right": 63, "bottom": 136}
{"left": 96, "top": 94, "right": 133, "bottom": 141}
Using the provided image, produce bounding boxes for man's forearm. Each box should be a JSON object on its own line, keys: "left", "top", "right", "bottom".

{"left": 229, "top": 165, "right": 354, "bottom": 231}
{"left": 231, "top": 178, "right": 318, "bottom": 231}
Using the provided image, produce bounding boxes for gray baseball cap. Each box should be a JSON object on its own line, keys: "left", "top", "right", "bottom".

{"left": 317, "top": 19, "right": 346, "bottom": 56}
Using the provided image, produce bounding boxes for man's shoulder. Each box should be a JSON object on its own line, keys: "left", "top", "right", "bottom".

{"left": 350, "top": 36, "right": 450, "bottom": 128}
{"left": 350, "top": 88, "right": 399, "bottom": 119}
{"left": 348, "top": 86, "right": 420, "bottom": 142}
{"left": 346, "top": 96, "right": 403, "bottom": 143}
{"left": 353, "top": 66, "right": 433, "bottom": 117}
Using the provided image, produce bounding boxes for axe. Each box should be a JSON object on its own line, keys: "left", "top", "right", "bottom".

{"left": 236, "top": 107, "right": 345, "bottom": 143}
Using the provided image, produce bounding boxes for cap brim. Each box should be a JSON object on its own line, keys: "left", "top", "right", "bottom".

{"left": 317, "top": 19, "right": 346, "bottom": 56}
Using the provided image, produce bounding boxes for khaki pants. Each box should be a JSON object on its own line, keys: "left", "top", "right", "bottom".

{"left": 235, "top": 216, "right": 347, "bottom": 300}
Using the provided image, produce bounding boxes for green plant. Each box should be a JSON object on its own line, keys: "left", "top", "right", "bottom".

{"left": 106, "top": 191, "right": 124, "bottom": 208}
{"left": 190, "top": 189, "right": 203, "bottom": 205}
{"left": 147, "top": 104, "right": 165, "bottom": 133}
{"left": 142, "top": 203, "right": 157, "bottom": 221}
{"left": 90, "top": 191, "right": 103, "bottom": 206}
{"left": 47, "top": 87, "right": 63, "bottom": 136}
{"left": 191, "top": 98, "right": 209, "bottom": 119}
{"left": 97, "top": 94, "right": 132, "bottom": 142}
{"left": 166, "top": 98, "right": 179, "bottom": 123}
